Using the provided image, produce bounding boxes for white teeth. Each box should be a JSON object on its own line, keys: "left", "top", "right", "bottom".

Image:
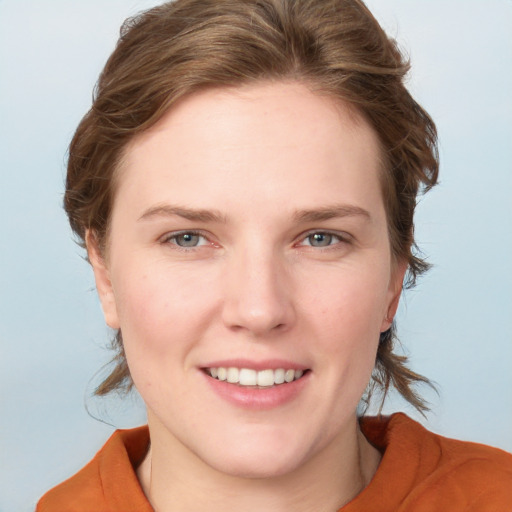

{"left": 207, "top": 367, "right": 306, "bottom": 387}
{"left": 226, "top": 367, "right": 239, "bottom": 383}
{"left": 274, "top": 368, "right": 285, "bottom": 384}
{"left": 239, "top": 368, "right": 257, "bottom": 386}
{"left": 257, "top": 369, "right": 274, "bottom": 387}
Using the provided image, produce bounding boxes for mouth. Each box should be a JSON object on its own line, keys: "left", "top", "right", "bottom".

{"left": 204, "top": 367, "right": 308, "bottom": 388}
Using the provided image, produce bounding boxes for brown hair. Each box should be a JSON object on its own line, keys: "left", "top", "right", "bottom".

{"left": 65, "top": 0, "right": 439, "bottom": 412}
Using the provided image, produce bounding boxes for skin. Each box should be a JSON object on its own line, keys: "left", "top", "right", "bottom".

{"left": 88, "top": 82, "right": 406, "bottom": 512}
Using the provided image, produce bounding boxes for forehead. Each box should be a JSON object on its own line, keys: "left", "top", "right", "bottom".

{"left": 115, "top": 82, "right": 384, "bottom": 220}
{"left": 125, "top": 81, "right": 375, "bottom": 157}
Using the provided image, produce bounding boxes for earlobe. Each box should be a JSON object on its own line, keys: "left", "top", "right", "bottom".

{"left": 85, "top": 230, "right": 120, "bottom": 329}
{"left": 381, "top": 261, "right": 408, "bottom": 332}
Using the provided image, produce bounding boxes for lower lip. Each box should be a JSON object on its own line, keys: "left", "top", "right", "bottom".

{"left": 202, "top": 371, "right": 310, "bottom": 410}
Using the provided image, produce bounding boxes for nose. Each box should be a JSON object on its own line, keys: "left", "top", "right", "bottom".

{"left": 221, "top": 244, "right": 296, "bottom": 337}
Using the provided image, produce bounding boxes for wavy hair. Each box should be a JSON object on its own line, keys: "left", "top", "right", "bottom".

{"left": 65, "top": 0, "right": 439, "bottom": 412}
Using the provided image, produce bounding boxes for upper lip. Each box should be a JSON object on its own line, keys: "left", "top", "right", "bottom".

{"left": 200, "top": 359, "right": 309, "bottom": 371}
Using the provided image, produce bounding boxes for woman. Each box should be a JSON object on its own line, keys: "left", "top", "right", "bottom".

{"left": 37, "top": 0, "right": 512, "bottom": 510}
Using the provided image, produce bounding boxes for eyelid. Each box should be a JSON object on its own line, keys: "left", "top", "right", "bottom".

{"left": 296, "top": 229, "right": 352, "bottom": 247}
{"left": 159, "top": 229, "right": 213, "bottom": 247}
{"left": 158, "top": 228, "right": 351, "bottom": 249}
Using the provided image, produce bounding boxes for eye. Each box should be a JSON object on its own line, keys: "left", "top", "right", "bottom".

{"left": 299, "top": 231, "right": 347, "bottom": 248}
{"left": 162, "top": 231, "right": 209, "bottom": 248}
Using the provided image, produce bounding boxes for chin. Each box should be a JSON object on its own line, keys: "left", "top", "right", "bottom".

{"left": 195, "top": 430, "right": 312, "bottom": 480}
{"left": 209, "top": 452, "right": 303, "bottom": 480}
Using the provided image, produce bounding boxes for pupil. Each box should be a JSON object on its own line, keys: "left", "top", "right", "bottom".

{"left": 177, "top": 233, "right": 198, "bottom": 246}
{"left": 311, "top": 233, "right": 331, "bottom": 246}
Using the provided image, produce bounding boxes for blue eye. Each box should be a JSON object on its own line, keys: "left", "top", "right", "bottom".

{"left": 164, "top": 231, "right": 207, "bottom": 248}
{"left": 307, "top": 233, "right": 334, "bottom": 247}
{"left": 174, "top": 233, "right": 201, "bottom": 247}
{"left": 303, "top": 232, "right": 343, "bottom": 247}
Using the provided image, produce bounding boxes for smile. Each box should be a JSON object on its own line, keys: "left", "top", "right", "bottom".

{"left": 206, "top": 367, "right": 306, "bottom": 387}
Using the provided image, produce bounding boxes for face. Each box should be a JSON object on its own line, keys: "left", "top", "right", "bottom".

{"left": 90, "top": 82, "right": 404, "bottom": 478}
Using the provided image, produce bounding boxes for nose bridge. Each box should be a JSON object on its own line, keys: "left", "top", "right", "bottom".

{"left": 222, "top": 238, "right": 294, "bottom": 336}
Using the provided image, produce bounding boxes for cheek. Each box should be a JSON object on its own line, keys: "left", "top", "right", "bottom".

{"left": 300, "top": 263, "right": 389, "bottom": 392}
{"left": 302, "top": 263, "right": 390, "bottom": 340}
{"left": 111, "top": 261, "right": 220, "bottom": 360}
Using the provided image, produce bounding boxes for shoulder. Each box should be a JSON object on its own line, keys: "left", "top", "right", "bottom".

{"left": 36, "top": 426, "right": 152, "bottom": 512}
{"left": 356, "top": 413, "right": 512, "bottom": 511}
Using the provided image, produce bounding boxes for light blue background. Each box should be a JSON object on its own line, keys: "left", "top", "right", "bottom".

{"left": 1, "top": 1, "right": 511, "bottom": 511}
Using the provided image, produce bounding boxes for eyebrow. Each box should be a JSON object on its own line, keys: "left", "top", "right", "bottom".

{"left": 138, "top": 203, "right": 371, "bottom": 224}
{"left": 293, "top": 204, "right": 372, "bottom": 223}
{"left": 138, "top": 204, "right": 227, "bottom": 223}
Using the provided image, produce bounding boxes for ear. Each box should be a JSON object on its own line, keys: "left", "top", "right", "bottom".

{"left": 380, "top": 260, "right": 408, "bottom": 332}
{"left": 85, "top": 230, "right": 120, "bottom": 329}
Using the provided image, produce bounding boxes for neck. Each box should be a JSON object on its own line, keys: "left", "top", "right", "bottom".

{"left": 137, "top": 416, "right": 381, "bottom": 512}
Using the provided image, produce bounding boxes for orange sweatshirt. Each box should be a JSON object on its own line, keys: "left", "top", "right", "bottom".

{"left": 37, "top": 413, "right": 512, "bottom": 511}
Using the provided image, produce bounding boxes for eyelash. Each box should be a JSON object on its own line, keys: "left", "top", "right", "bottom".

{"left": 296, "top": 230, "right": 350, "bottom": 250}
{"left": 160, "top": 229, "right": 351, "bottom": 251}
{"left": 160, "top": 230, "right": 212, "bottom": 250}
